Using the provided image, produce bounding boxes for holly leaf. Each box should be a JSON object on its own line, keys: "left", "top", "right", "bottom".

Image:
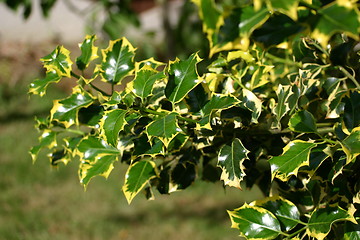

{"left": 79, "top": 154, "right": 118, "bottom": 187}
{"left": 307, "top": 206, "right": 357, "bottom": 240}
{"left": 29, "top": 130, "right": 57, "bottom": 163}
{"left": 267, "top": 0, "right": 298, "bottom": 20}
{"left": 269, "top": 140, "right": 317, "bottom": 181}
{"left": 132, "top": 65, "right": 166, "bottom": 100}
{"left": 41, "top": 45, "right": 73, "bottom": 77}
{"left": 28, "top": 70, "right": 62, "bottom": 96}
{"left": 342, "top": 91, "right": 360, "bottom": 132}
{"left": 76, "top": 35, "right": 99, "bottom": 71}
{"left": 312, "top": 1, "right": 360, "bottom": 47}
{"left": 77, "top": 136, "right": 120, "bottom": 161}
{"left": 192, "top": 0, "right": 223, "bottom": 49}
{"left": 122, "top": 160, "right": 157, "bottom": 204}
{"left": 289, "top": 110, "right": 317, "bottom": 133}
{"left": 100, "top": 109, "right": 128, "bottom": 147}
{"left": 100, "top": 37, "right": 135, "bottom": 84}
{"left": 240, "top": 89, "right": 262, "bottom": 124}
{"left": 146, "top": 112, "right": 182, "bottom": 147}
{"left": 272, "top": 84, "right": 292, "bottom": 127}
{"left": 341, "top": 127, "right": 360, "bottom": 164}
{"left": 50, "top": 87, "right": 94, "bottom": 128}
{"left": 165, "top": 53, "right": 203, "bottom": 104}
{"left": 217, "top": 138, "right": 249, "bottom": 189}
{"left": 253, "top": 196, "right": 300, "bottom": 231}
{"left": 228, "top": 203, "right": 282, "bottom": 240}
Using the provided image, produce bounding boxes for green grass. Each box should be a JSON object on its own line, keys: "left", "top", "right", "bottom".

{"left": 0, "top": 83, "right": 263, "bottom": 240}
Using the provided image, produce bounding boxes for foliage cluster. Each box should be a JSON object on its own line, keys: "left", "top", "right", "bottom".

{"left": 29, "top": 0, "right": 360, "bottom": 239}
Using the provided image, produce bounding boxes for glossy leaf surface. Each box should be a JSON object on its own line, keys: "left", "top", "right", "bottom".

{"left": 228, "top": 203, "right": 281, "bottom": 240}
{"left": 217, "top": 138, "right": 249, "bottom": 189}
{"left": 132, "top": 66, "right": 166, "bottom": 100}
{"left": 122, "top": 160, "right": 157, "bottom": 204}
{"left": 146, "top": 112, "right": 181, "bottom": 147}
{"left": 28, "top": 70, "right": 61, "bottom": 96}
{"left": 165, "top": 53, "right": 202, "bottom": 103}
{"left": 100, "top": 109, "right": 128, "bottom": 147}
{"left": 76, "top": 35, "right": 99, "bottom": 71}
{"left": 41, "top": 45, "right": 73, "bottom": 77}
{"left": 50, "top": 87, "right": 94, "bottom": 128}
{"left": 100, "top": 38, "right": 135, "bottom": 84}
{"left": 269, "top": 140, "right": 317, "bottom": 181}
{"left": 307, "top": 206, "right": 356, "bottom": 240}
{"left": 253, "top": 196, "right": 300, "bottom": 231}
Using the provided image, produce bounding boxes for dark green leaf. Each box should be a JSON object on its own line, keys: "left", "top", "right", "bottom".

{"left": 239, "top": 89, "right": 262, "bottom": 124}
{"left": 269, "top": 140, "right": 317, "bottom": 181}
{"left": 146, "top": 112, "right": 182, "bottom": 147}
{"left": 50, "top": 87, "right": 94, "bottom": 128}
{"left": 312, "top": 2, "right": 360, "bottom": 47}
{"left": 217, "top": 138, "right": 249, "bottom": 189}
{"left": 289, "top": 110, "right": 317, "bottom": 133}
{"left": 344, "top": 220, "right": 360, "bottom": 240}
{"left": 342, "top": 91, "right": 360, "bottom": 132}
{"left": 132, "top": 65, "right": 166, "bottom": 100}
{"left": 41, "top": 46, "right": 73, "bottom": 77}
{"left": 122, "top": 160, "right": 157, "bottom": 204}
{"left": 133, "top": 135, "right": 164, "bottom": 157}
{"left": 254, "top": 196, "right": 300, "bottom": 231}
{"left": 28, "top": 70, "right": 61, "bottom": 96}
{"left": 76, "top": 35, "right": 99, "bottom": 71}
{"left": 29, "top": 130, "right": 57, "bottom": 163}
{"left": 100, "top": 109, "right": 128, "bottom": 147}
{"left": 228, "top": 203, "right": 281, "bottom": 239}
{"left": 341, "top": 127, "right": 360, "bottom": 163}
{"left": 100, "top": 38, "right": 135, "bottom": 84}
{"left": 307, "top": 206, "right": 356, "bottom": 240}
{"left": 79, "top": 154, "right": 118, "bottom": 186}
{"left": 77, "top": 136, "right": 120, "bottom": 161}
{"left": 171, "top": 161, "right": 196, "bottom": 190}
{"left": 165, "top": 53, "right": 202, "bottom": 103}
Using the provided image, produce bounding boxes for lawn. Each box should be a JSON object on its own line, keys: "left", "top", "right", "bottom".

{"left": 0, "top": 76, "right": 262, "bottom": 240}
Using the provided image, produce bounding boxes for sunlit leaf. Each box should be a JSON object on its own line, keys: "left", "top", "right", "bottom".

{"left": 122, "top": 160, "right": 157, "bottom": 204}
{"left": 41, "top": 45, "right": 73, "bottom": 77}
{"left": 76, "top": 35, "right": 99, "bottom": 71}
{"left": 307, "top": 206, "right": 357, "bottom": 240}
{"left": 165, "top": 53, "right": 203, "bottom": 103}
{"left": 192, "top": 0, "right": 223, "bottom": 49}
{"left": 77, "top": 136, "right": 120, "bottom": 161}
{"left": 100, "top": 37, "right": 135, "bottom": 84}
{"left": 100, "top": 109, "right": 128, "bottom": 147}
{"left": 269, "top": 140, "right": 317, "bottom": 181}
{"left": 272, "top": 84, "right": 292, "bottom": 127}
{"left": 266, "top": 0, "right": 298, "bottom": 20}
{"left": 132, "top": 65, "right": 166, "bottom": 100}
{"left": 28, "top": 70, "right": 61, "bottom": 96}
{"left": 146, "top": 112, "right": 182, "bottom": 147}
{"left": 228, "top": 203, "right": 282, "bottom": 239}
{"left": 217, "top": 138, "right": 249, "bottom": 189}
{"left": 79, "top": 154, "right": 118, "bottom": 186}
{"left": 50, "top": 87, "right": 94, "bottom": 128}
{"left": 312, "top": 1, "right": 360, "bottom": 47}
{"left": 253, "top": 196, "right": 300, "bottom": 231}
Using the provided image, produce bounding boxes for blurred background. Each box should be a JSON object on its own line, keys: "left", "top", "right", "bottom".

{"left": 0, "top": 0, "right": 261, "bottom": 239}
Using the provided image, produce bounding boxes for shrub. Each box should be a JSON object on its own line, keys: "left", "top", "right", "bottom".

{"left": 29, "top": 0, "right": 360, "bottom": 239}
